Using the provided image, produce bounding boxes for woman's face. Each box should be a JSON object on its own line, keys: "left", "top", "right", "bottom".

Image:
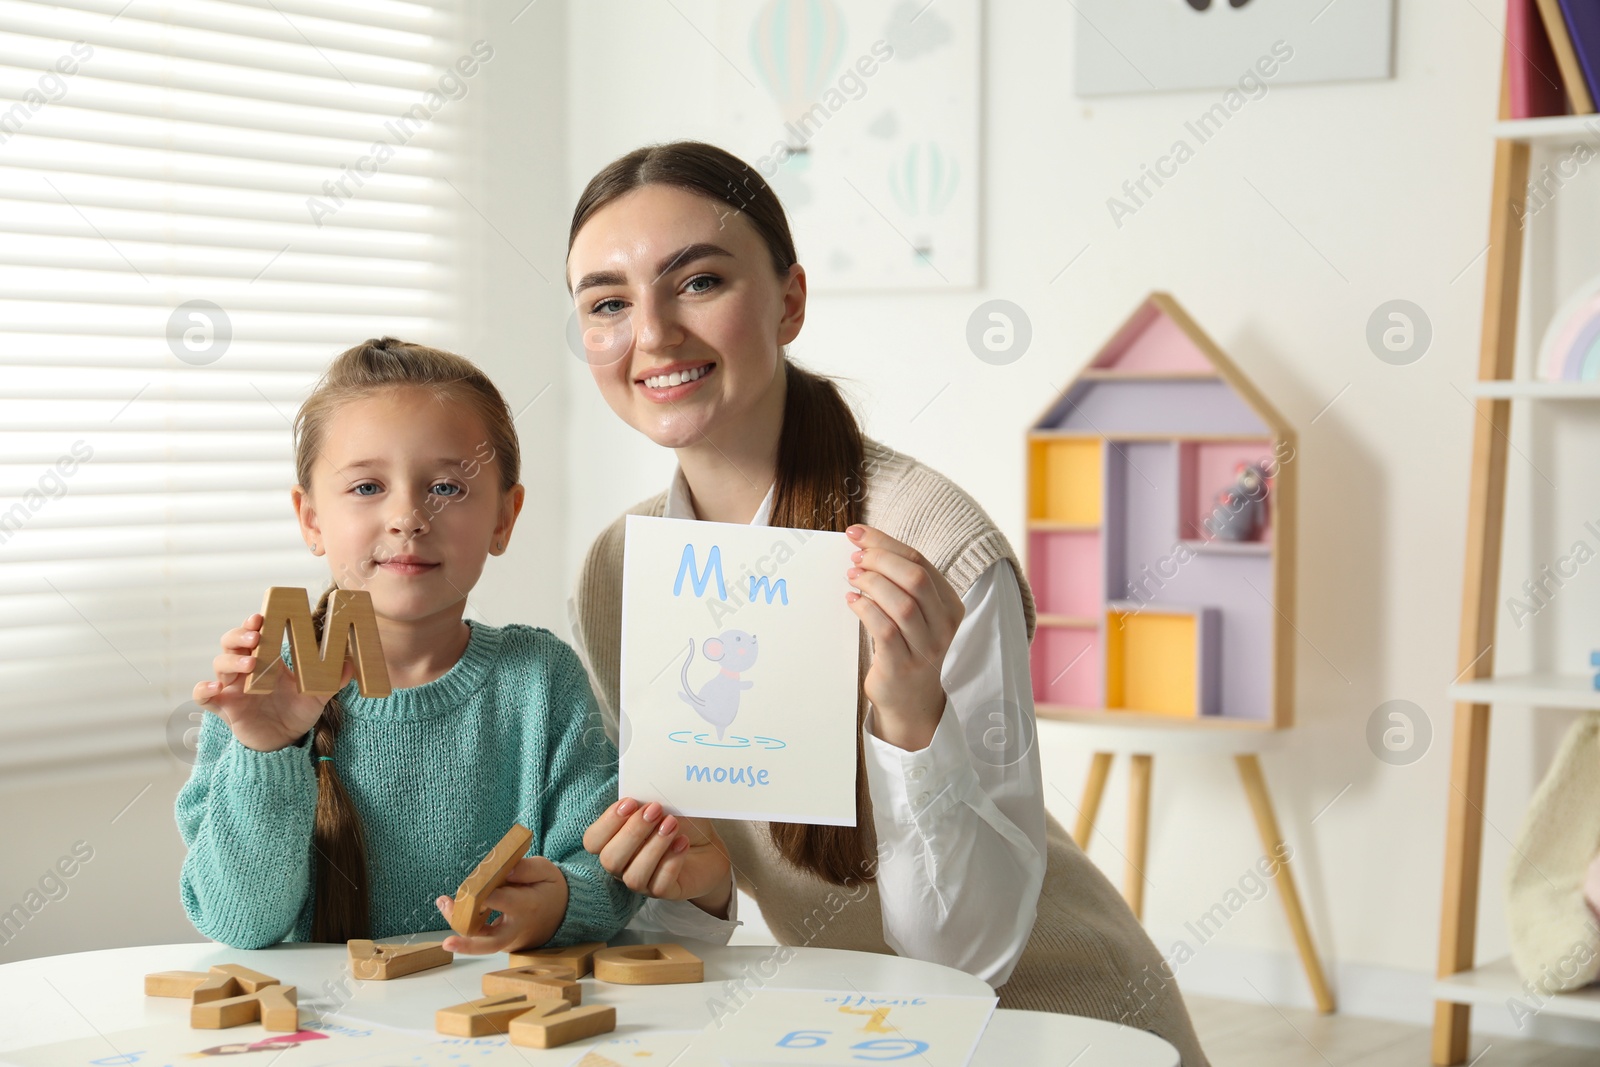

{"left": 566, "top": 183, "right": 805, "bottom": 450}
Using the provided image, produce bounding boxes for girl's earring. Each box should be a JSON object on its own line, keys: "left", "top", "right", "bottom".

{"left": 495, "top": 541, "right": 503, "bottom": 552}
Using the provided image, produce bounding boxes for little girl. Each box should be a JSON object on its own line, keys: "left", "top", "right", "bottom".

{"left": 177, "top": 337, "right": 641, "bottom": 952}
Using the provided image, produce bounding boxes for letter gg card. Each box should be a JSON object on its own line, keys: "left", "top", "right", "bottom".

{"left": 619, "top": 514, "right": 859, "bottom": 826}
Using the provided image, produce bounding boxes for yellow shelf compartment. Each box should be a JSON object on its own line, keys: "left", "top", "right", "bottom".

{"left": 1103, "top": 602, "right": 1219, "bottom": 719}
{"left": 1027, "top": 435, "right": 1102, "bottom": 525}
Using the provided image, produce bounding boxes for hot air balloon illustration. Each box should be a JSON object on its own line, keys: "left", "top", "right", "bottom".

{"left": 887, "top": 140, "right": 961, "bottom": 218}
{"left": 749, "top": 0, "right": 847, "bottom": 146}
{"left": 885, "top": 140, "right": 960, "bottom": 267}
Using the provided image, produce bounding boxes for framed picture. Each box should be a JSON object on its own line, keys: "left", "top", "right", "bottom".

{"left": 1074, "top": 0, "right": 1395, "bottom": 96}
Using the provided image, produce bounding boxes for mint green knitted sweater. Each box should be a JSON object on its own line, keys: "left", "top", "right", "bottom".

{"left": 176, "top": 620, "right": 640, "bottom": 949}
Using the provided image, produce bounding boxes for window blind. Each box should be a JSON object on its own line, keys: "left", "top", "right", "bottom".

{"left": 0, "top": 0, "right": 468, "bottom": 776}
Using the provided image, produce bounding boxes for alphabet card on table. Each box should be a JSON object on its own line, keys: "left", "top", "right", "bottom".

{"left": 680, "top": 989, "right": 997, "bottom": 1066}
{"left": 619, "top": 515, "right": 859, "bottom": 826}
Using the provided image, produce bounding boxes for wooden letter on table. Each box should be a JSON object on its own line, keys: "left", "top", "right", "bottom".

{"left": 348, "top": 940, "right": 452, "bottom": 980}
{"left": 482, "top": 965, "right": 581, "bottom": 1005}
{"left": 207, "top": 964, "right": 279, "bottom": 993}
{"left": 245, "top": 586, "right": 392, "bottom": 697}
{"left": 435, "top": 994, "right": 541, "bottom": 1037}
{"left": 508, "top": 941, "right": 606, "bottom": 979}
{"left": 449, "top": 823, "right": 534, "bottom": 936}
{"left": 144, "top": 971, "right": 215, "bottom": 999}
{"left": 146, "top": 964, "right": 296, "bottom": 1032}
{"left": 592, "top": 943, "right": 703, "bottom": 985}
{"left": 507, "top": 1000, "right": 616, "bottom": 1049}
{"left": 192, "top": 985, "right": 298, "bottom": 1032}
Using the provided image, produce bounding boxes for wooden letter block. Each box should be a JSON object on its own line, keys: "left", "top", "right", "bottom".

{"left": 192, "top": 984, "right": 297, "bottom": 1031}
{"left": 592, "top": 943, "right": 703, "bottom": 985}
{"left": 208, "top": 964, "right": 279, "bottom": 994}
{"left": 449, "top": 824, "right": 534, "bottom": 936}
{"left": 435, "top": 993, "right": 539, "bottom": 1038}
{"left": 189, "top": 974, "right": 243, "bottom": 1004}
{"left": 348, "top": 940, "right": 452, "bottom": 980}
{"left": 144, "top": 971, "right": 213, "bottom": 998}
{"left": 508, "top": 940, "right": 606, "bottom": 979}
{"left": 146, "top": 964, "right": 296, "bottom": 1031}
{"left": 257, "top": 986, "right": 299, "bottom": 1032}
{"left": 481, "top": 965, "right": 580, "bottom": 1005}
{"left": 507, "top": 1001, "right": 616, "bottom": 1050}
{"left": 246, "top": 586, "right": 391, "bottom": 698}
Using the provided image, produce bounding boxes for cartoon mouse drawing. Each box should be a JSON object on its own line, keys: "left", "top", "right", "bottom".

{"left": 677, "top": 629, "right": 759, "bottom": 741}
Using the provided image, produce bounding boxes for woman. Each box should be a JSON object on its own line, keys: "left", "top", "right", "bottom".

{"left": 566, "top": 141, "right": 1207, "bottom": 1065}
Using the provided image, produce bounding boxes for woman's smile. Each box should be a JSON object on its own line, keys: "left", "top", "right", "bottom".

{"left": 636, "top": 359, "right": 716, "bottom": 401}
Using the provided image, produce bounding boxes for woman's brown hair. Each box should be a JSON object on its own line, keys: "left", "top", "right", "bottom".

{"left": 569, "top": 142, "right": 873, "bottom": 886}
{"left": 292, "top": 337, "right": 522, "bottom": 940}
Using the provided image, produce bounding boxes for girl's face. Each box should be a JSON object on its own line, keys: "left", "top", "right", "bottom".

{"left": 566, "top": 183, "right": 806, "bottom": 450}
{"left": 293, "top": 387, "right": 523, "bottom": 623}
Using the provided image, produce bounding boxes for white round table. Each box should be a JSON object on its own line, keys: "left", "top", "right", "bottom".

{"left": 0, "top": 935, "right": 1178, "bottom": 1066}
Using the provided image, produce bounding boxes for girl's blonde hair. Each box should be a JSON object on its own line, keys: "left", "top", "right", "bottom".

{"left": 292, "top": 336, "right": 521, "bottom": 941}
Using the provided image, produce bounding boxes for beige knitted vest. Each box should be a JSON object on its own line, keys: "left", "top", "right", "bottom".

{"left": 572, "top": 438, "right": 1208, "bottom": 1066}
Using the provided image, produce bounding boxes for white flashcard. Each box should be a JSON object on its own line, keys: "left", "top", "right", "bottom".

{"left": 619, "top": 515, "right": 859, "bottom": 826}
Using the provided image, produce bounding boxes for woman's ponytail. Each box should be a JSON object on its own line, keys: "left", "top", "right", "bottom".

{"left": 765, "top": 364, "right": 873, "bottom": 886}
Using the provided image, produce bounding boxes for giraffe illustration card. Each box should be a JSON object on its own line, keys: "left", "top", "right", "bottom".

{"left": 618, "top": 514, "right": 860, "bottom": 826}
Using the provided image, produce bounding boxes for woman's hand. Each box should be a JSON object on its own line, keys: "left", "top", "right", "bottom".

{"left": 843, "top": 524, "right": 965, "bottom": 751}
{"left": 583, "top": 799, "right": 733, "bottom": 918}
{"left": 435, "top": 857, "right": 569, "bottom": 954}
{"left": 192, "top": 612, "right": 351, "bottom": 753}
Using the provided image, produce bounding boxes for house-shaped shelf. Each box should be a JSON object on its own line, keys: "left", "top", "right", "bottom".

{"left": 1026, "top": 292, "right": 1297, "bottom": 729}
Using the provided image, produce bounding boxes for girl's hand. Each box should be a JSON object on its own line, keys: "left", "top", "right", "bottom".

{"left": 843, "top": 524, "right": 965, "bottom": 752}
{"left": 583, "top": 799, "right": 733, "bottom": 918}
{"left": 435, "top": 857, "right": 568, "bottom": 954}
{"left": 192, "top": 612, "right": 352, "bottom": 753}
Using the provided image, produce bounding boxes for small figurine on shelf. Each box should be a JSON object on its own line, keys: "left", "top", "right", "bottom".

{"left": 1203, "top": 463, "right": 1268, "bottom": 542}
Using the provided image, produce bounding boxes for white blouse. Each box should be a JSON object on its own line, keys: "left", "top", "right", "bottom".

{"left": 567, "top": 470, "right": 1048, "bottom": 988}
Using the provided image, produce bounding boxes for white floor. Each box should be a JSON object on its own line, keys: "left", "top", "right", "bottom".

{"left": 1186, "top": 995, "right": 1594, "bottom": 1066}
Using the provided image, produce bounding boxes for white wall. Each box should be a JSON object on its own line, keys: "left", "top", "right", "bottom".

{"left": 8, "top": 0, "right": 1597, "bottom": 1038}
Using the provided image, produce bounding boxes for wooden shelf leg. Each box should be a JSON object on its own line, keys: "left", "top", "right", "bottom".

{"left": 1432, "top": 54, "right": 1527, "bottom": 1064}
{"left": 1124, "top": 754, "right": 1152, "bottom": 921}
{"left": 1235, "top": 753, "right": 1336, "bottom": 1014}
{"left": 1074, "top": 752, "right": 1114, "bottom": 848}
{"left": 1433, "top": 702, "right": 1492, "bottom": 1064}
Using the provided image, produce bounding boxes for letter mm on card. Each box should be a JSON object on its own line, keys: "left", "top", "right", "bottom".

{"left": 618, "top": 514, "right": 859, "bottom": 826}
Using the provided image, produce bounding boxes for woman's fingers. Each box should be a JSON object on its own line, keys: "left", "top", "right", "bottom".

{"left": 848, "top": 525, "right": 963, "bottom": 617}
{"left": 595, "top": 802, "right": 673, "bottom": 879}
{"left": 647, "top": 845, "right": 692, "bottom": 899}
{"left": 846, "top": 587, "right": 913, "bottom": 665}
{"left": 615, "top": 817, "right": 682, "bottom": 895}
{"left": 583, "top": 797, "right": 638, "bottom": 854}
{"left": 846, "top": 569, "right": 934, "bottom": 659}
{"left": 586, "top": 803, "right": 725, "bottom": 899}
